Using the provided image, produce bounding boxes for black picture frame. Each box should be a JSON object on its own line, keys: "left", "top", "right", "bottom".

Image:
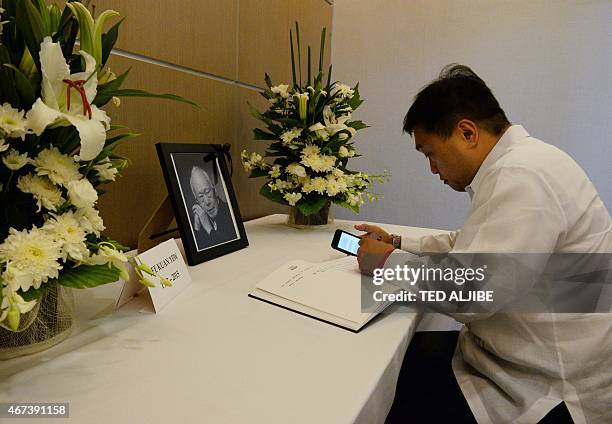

{"left": 156, "top": 143, "right": 248, "bottom": 265}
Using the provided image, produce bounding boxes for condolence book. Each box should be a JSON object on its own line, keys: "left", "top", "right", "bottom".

{"left": 248, "top": 256, "right": 398, "bottom": 332}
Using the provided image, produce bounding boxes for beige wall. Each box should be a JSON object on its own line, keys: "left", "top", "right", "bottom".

{"left": 331, "top": 0, "right": 612, "bottom": 230}
{"left": 83, "top": 0, "right": 333, "bottom": 247}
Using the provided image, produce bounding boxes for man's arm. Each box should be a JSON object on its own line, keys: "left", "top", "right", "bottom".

{"left": 402, "top": 231, "right": 460, "bottom": 254}
{"left": 362, "top": 166, "right": 567, "bottom": 321}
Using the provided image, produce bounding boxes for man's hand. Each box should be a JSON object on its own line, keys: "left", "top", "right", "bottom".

{"left": 192, "top": 204, "right": 213, "bottom": 234}
{"left": 354, "top": 223, "right": 392, "bottom": 245}
{"left": 357, "top": 236, "right": 395, "bottom": 276}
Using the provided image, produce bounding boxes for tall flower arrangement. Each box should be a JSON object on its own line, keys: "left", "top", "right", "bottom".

{"left": 0, "top": 1, "right": 193, "bottom": 331}
{"left": 241, "top": 24, "right": 387, "bottom": 220}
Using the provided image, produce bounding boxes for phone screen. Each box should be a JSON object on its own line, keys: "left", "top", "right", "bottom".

{"left": 337, "top": 231, "right": 360, "bottom": 255}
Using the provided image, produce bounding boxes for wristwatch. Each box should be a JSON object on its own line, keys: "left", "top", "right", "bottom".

{"left": 390, "top": 234, "right": 401, "bottom": 249}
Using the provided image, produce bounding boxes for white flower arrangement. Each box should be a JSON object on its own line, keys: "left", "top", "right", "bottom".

{"left": 0, "top": 1, "right": 194, "bottom": 331}
{"left": 241, "top": 24, "right": 388, "bottom": 218}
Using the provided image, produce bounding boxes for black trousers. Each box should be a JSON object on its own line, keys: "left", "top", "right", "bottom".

{"left": 385, "top": 331, "right": 574, "bottom": 424}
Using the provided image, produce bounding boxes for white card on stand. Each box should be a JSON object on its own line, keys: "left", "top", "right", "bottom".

{"left": 116, "top": 238, "right": 192, "bottom": 312}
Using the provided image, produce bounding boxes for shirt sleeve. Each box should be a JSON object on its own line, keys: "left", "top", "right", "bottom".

{"left": 383, "top": 166, "right": 568, "bottom": 321}
{"left": 401, "top": 231, "right": 461, "bottom": 254}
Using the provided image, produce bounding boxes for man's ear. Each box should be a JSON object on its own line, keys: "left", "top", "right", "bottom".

{"left": 457, "top": 119, "right": 478, "bottom": 148}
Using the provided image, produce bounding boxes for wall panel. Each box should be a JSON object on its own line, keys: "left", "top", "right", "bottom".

{"left": 92, "top": 0, "right": 237, "bottom": 79}
{"left": 238, "top": 0, "right": 333, "bottom": 88}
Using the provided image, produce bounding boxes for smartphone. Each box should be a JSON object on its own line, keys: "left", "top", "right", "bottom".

{"left": 331, "top": 229, "right": 361, "bottom": 256}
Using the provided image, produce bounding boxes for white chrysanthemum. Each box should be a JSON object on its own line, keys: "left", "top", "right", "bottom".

{"left": 17, "top": 174, "right": 64, "bottom": 211}
{"left": 271, "top": 84, "right": 290, "bottom": 98}
{"left": 301, "top": 154, "right": 336, "bottom": 173}
{"left": 331, "top": 168, "right": 344, "bottom": 178}
{"left": 302, "top": 144, "right": 320, "bottom": 157}
{"left": 286, "top": 162, "right": 307, "bottom": 178}
{"left": 0, "top": 227, "right": 62, "bottom": 292}
{"left": 311, "top": 177, "right": 327, "bottom": 194}
{"left": 326, "top": 176, "right": 347, "bottom": 197}
{"left": 283, "top": 192, "right": 302, "bottom": 206}
{"left": 34, "top": 147, "right": 82, "bottom": 186}
{"left": 93, "top": 158, "right": 118, "bottom": 182}
{"left": 2, "top": 149, "right": 29, "bottom": 170}
{"left": 43, "top": 211, "right": 89, "bottom": 261}
{"left": 67, "top": 179, "right": 98, "bottom": 209}
{"left": 268, "top": 164, "right": 281, "bottom": 178}
{"left": 331, "top": 83, "right": 355, "bottom": 99}
{"left": 0, "top": 138, "right": 9, "bottom": 153}
{"left": 280, "top": 127, "right": 302, "bottom": 144}
{"left": 0, "top": 103, "right": 29, "bottom": 140}
{"left": 338, "top": 146, "right": 355, "bottom": 158}
{"left": 275, "top": 179, "right": 293, "bottom": 191}
{"left": 75, "top": 206, "right": 105, "bottom": 236}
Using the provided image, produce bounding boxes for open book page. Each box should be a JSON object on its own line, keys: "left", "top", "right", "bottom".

{"left": 255, "top": 256, "right": 397, "bottom": 324}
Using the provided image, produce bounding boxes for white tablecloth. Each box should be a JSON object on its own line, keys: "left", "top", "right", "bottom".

{"left": 0, "top": 215, "right": 454, "bottom": 424}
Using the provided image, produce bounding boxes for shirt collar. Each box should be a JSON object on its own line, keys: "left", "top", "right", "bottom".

{"left": 465, "top": 125, "right": 530, "bottom": 198}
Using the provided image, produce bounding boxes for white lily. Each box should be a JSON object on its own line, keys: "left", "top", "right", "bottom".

{"left": 323, "top": 105, "right": 350, "bottom": 136}
{"left": 26, "top": 37, "right": 110, "bottom": 162}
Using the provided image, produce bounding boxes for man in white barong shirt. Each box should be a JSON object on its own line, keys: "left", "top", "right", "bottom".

{"left": 357, "top": 65, "right": 612, "bottom": 423}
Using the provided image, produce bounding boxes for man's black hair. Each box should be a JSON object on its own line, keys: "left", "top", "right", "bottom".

{"left": 403, "top": 64, "right": 510, "bottom": 138}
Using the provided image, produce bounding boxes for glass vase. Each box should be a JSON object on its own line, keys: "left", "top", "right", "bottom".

{"left": 0, "top": 285, "right": 75, "bottom": 360}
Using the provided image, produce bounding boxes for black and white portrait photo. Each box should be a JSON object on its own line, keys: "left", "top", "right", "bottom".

{"left": 172, "top": 153, "right": 238, "bottom": 250}
{"left": 156, "top": 143, "right": 248, "bottom": 265}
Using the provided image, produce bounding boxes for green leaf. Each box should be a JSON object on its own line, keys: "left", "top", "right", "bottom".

{"left": 326, "top": 64, "right": 333, "bottom": 89}
{"left": 348, "top": 83, "right": 364, "bottom": 110}
{"left": 336, "top": 200, "right": 360, "bottom": 214}
{"left": 34, "top": 0, "right": 52, "bottom": 34}
{"left": 347, "top": 120, "right": 369, "bottom": 130}
{"left": 19, "top": 285, "right": 46, "bottom": 302}
{"left": 104, "top": 131, "right": 139, "bottom": 148}
{"left": 297, "top": 197, "right": 329, "bottom": 216}
{"left": 55, "top": 264, "right": 122, "bottom": 289}
{"left": 248, "top": 168, "right": 269, "bottom": 178}
{"left": 295, "top": 22, "right": 302, "bottom": 87}
{"left": 15, "top": 0, "right": 45, "bottom": 71}
{"left": 93, "top": 67, "right": 130, "bottom": 106}
{"left": 289, "top": 29, "right": 297, "bottom": 88}
{"left": 97, "top": 88, "right": 198, "bottom": 107}
{"left": 3, "top": 64, "right": 35, "bottom": 105}
{"left": 319, "top": 27, "right": 326, "bottom": 74}
{"left": 264, "top": 73, "right": 273, "bottom": 89}
{"left": 253, "top": 128, "right": 277, "bottom": 141}
{"left": 0, "top": 47, "right": 20, "bottom": 106}
{"left": 260, "top": 183, "right": 285, "bottom": 204}
{"left": 307, "top": 45, "right": 311, "bottom": 86}
{"left": 101, "top": 18, "right": 124, "bottom": 67}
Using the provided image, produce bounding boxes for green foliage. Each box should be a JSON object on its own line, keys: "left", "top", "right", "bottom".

{"left": 54, "top": 264, "right": 122, "bottom": 289}
{"left": 297, "top": 197, "right": 329, "bottom": 216}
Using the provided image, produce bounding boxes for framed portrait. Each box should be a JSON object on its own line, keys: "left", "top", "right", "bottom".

{"left": 156, "top": 143, "right": 248, "bottom": 265}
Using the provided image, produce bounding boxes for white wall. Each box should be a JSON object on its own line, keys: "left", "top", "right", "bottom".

{"left": 331, "top": 0, "right": 612, "bottom": 230}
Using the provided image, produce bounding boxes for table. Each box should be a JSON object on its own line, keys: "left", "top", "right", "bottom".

{"left": 0, "top": 215, "right": 453, "bottom": 424}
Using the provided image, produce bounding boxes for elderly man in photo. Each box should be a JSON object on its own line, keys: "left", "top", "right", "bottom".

{"left": 189, "top": 165, "right": 235, "bottom": 249}
{"left": 356, "top": 65, "right": 612, "bottom": 423}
